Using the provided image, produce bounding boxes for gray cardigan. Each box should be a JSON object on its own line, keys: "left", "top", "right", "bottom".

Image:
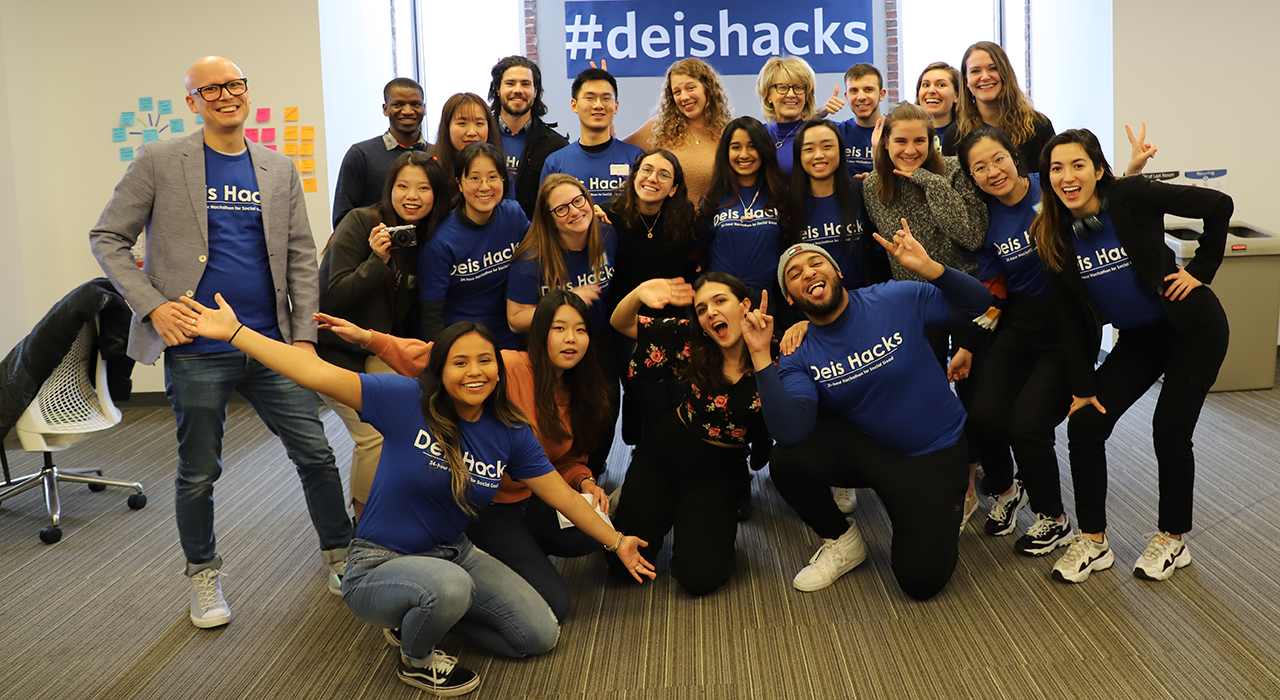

{"left": 863, "top": 156, "right": 988, "bottom": 282}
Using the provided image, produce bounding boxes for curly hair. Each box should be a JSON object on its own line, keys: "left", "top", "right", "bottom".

{"left": 651, "top": 58, "right": 732, "bottom": 147}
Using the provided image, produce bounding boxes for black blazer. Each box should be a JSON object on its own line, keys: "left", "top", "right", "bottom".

{"left": 1044, "top": 175, "right": 1232, "bottom": 397}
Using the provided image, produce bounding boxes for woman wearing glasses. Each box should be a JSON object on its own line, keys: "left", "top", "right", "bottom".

{"left": 419, "top": 142, "right": 527, "bottom": 349}
{"left": 755, "top": 56, "right": 842, "bottom": 178}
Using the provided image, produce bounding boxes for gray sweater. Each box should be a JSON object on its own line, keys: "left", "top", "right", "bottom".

{"left": 863, "top": 156, "right": 988, "bottom": 282}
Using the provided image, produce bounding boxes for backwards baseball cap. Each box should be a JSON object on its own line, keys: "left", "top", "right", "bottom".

{"left": 778, "top": 243, "right": 842, "bottom": 300}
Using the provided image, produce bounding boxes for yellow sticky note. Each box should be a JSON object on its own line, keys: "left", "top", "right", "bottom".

{"left": 285, "top": 107, "right": 299, "bottom": 122}
{"left": 282, "top": 142, "right": 298, "bottom": 156}
{"left": 302, "top": 177, "right": 317, "bottom": 192}
{"left": 284, "top": 126, "right": 298, "bottom": 140}
{"left": 300, "top": 126, "right": 314, "bottom": 140}
{"left": 300, "top": 141, "right": 314, "bottom": 156}
{"left": 299, "top": 159, "right": 315, "bottom": 173}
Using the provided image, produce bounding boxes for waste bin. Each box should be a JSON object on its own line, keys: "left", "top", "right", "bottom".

{"left": 1164, "top": 221, "right": 1280, "bottom": 391}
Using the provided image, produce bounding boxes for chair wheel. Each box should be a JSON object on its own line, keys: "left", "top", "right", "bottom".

{"left": 88, "top": 483, "right": 107, "bottom": 492}
{"left": 40, "top": 526, "right": 62, "bottom": 544}
{"left": 128, "top": 493, "right": 147, "bottom": 509}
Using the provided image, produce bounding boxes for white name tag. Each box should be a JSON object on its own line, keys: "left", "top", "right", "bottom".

{"left": 609, "top": 163, "right": 630, "bottom": 176}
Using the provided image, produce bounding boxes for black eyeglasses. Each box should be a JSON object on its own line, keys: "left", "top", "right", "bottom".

{"left": 189, "top": 79, "right": 249, "bottom": 101}
{"left": 550, "top": 194, "right": 589, "bottom": 218}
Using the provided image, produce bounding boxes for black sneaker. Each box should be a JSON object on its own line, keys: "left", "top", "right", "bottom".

{"left": 398, "top": 651, "right": 480, "bottom": 696}
{"left": 1015, "top": 513, "right": 1074, "bottom": 556}
{"left": 984, "top": 480, "right": 1029, "bottom": 536}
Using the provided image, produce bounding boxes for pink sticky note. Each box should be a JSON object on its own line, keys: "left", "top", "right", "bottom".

{"left": 245, "top": 128, "right": 259, "bottom": 142}
{"left": 265, "top": 144, "right": 278, "bottom": 151}
{"left": 256, "top": 108, "right": 270, "bottom": 122}
{"left": 261, "top": 127, "right": 276, "bottom": 142}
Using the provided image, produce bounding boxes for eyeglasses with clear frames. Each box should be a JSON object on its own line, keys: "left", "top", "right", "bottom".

{"left": 464, "top": 174, "right": 504, "bottom": 187}
{"left": 771, "top": 84, "right": 806, "bottom": 96}
{"left": 637, "top": 165, "right": 673, "bottom": 182}
{"left": 189, "top": 79, "right": 249, "bottom": 101}
{"left": 971, "top": 152, "right": 1011, "bottom": 178}
{"left": 578, "top": 94, "right": 615, "bottom": 106}
{"left": 551, "top": 194, "right": 589, "bottom": 218}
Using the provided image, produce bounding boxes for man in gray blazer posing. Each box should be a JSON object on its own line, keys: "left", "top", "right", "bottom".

{"left": 90, "top": 56, "right": 352, "bottom": 630}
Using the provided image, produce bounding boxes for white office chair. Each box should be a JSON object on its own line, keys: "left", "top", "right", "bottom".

{"left": 0, "top": 320, "right": 146, "bottom": 543}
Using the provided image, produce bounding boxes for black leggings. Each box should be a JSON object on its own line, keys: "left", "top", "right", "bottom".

{"left": 1067, "top": 294, "right": 1229, "bottom": 535}
{"left": 606, "top": 411, "right": 750, "bottom": 596}
{"left": 771, "top": 413, "right": 968, "bottom": 600}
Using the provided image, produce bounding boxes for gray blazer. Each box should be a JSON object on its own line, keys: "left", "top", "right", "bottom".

{"left": 90, "top": 130, "right": 319, "bottom": 365}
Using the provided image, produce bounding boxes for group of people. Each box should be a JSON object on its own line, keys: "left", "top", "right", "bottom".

{"left": 86, "top": 41, "right": 1231, "bottom": 696}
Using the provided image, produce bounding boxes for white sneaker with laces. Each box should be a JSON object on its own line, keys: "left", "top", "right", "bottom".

{"left": 1133, "top": 531, "right": 1191, "bottom": 581}
{"left": 1051, "top": 533, "right": 1114, "bottom": 584}
{"left": 833, "top": 487, "right": 857, "bottom": 514}
{"left": 189, "top": 568, "right": 231, "bottom": 628}
{"left": 793, "top": 521, "right": 867, "bottom": 592}
{"left": 959, "top": 491, "right": 980, "bottom": 534}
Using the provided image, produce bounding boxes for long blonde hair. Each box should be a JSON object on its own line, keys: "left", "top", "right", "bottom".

{"left": 651, "top": 58, "right": 731, "bottom": 146}
{"left": 514, "top": 174, "right": 609, "bottom": 294}
{"left": 955, "top": 42, "right": 1039, "bottom": 147}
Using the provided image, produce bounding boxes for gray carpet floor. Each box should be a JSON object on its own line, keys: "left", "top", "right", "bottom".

{"left": 2, "top": 365, "right": 1279, "bottom": 699}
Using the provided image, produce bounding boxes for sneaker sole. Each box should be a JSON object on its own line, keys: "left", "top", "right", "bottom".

{"left": 1133, "top": 548, "right": 1192, "bottom": 581}
{"left": 792, "top": 550, "right": 868, "bottom": 592}
{"left": 1051, "top": 551, "right": 1114, "bottom": 584}
{"left": 191, "top": 610, "right": 231, "bottom": 628}
{"left": 384, "top": 628, "right": 401, "bottom": 647}
{"left": 398, "top": 671, "right": 481, "bottom": 696}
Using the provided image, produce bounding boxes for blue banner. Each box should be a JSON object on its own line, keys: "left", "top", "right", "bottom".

{"left": 563, "top": 0, "right": 874, "bottom": 78}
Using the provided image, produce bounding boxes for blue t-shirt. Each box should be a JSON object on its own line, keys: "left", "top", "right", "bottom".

{"left": 176, "top": 146, "right": 282, "bottom": 354}
{"left": 977, "top": 174, "right": 1050, "bottom": 300}
{"left": 706, "top": 185, "right": 785, "bottom": 289}
{"left": 1071, "top": 213, "right": 1166, "bottom": 330}
{"left": 834, "top": 119, "right": 875, "bottom": 176}
{"left": 778, "top": 282, "right": 965, "bottom": 456}
{"left": 766, "top": 120, "right": 805, "bottom": 177}
{"left": 420, "top": 199, "right": 529, "bottom": 349}
{"left": 500, "top": 128, "right": 528, "bottom": 179}
{"left": 507, "top": 226, "right": 617, "bottom": 331}
{"left": 799, "top": 193, "right": 866, "bottom": 290}
{"left": 354, "top": 374, "right": 554, "bottom": 554}
{"left": 539, "top": 138, "right": 645, "bottom": 203}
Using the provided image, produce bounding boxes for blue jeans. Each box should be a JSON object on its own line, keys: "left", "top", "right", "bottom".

{"left": 341, "top": 537, "right": 560, "bottom": 662}
{"left": 165, "top": 350, "right": 352, "bottom": 566}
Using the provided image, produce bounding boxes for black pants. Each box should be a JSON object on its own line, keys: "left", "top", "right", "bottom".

{"left": 924, "top": 325, "right": 988, "bottom": 464}
{"left": 587, "top": 327, "right": 623, "bottom": 477}
{"left": 771, "top": 413, "right": 968, "bottom": 600}
{"left": 465, "top": 493, "right": 599, "bottom": 622}
{"left": 969, "top": 296, "right": 1069, "bottom": 517}
{"left": 606, "top": 411, "right": 750, "bottom": 596}
{"left": 1067, "top": 294, "right": 1228, "bottom": 535}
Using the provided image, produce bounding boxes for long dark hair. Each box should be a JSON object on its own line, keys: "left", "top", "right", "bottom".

{"left": 610, "top": 149, "right": 697, "bottom": 250}
{"left": 526, "top": 291, "right": 611, "bottom": 457}
{"left": 702, "top": 116, "right": 791, "bottom": 232}
{"left": 321, "top": 152, "right": 449, "bottom": 257}
{"left": 1030, "top": 129, "right": 1116, "bottom": 273}
{"left": 488, "top": 55, "right": 553, "bottom": 123}
{"left": 418, "top": 322, "right": 528, "bottom": 515}
{"left": 789, "top": 120, "right": 860, "bottom": 252}
{"left": 430, "top": 92, "right": 508, "bottom": 196}
{"left": 680, "top": 272, "right": 752, "bottom": 395}
{"left": 872, "top": 103, "right": 947, "bottom": 206}
{"left": 956, "top": 125, "right": 1026, "bottom": 202}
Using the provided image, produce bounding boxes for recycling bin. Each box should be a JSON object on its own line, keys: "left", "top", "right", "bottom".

{"left": 1164, "top": 221, "right": 1280, "bottom": 391}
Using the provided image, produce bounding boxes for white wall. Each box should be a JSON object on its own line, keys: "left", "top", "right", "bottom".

{"left": 0, "top": 0, "right": 332, "bottom": 393}
{"left": 418, "top": 0, "right": 524, "bottom": 138}
{"left": 900, "top": 0, "right": 996, "bottom": 101}
{"left": 1031, "top": 0, "right": 1113, "bottom": 163}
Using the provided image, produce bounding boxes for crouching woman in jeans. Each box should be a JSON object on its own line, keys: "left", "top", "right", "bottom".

{"left": 176, "top": 293, "right": 654, "bottom": 696}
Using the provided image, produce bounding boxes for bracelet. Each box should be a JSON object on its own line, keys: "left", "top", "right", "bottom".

{"left": 604, "top": 531, "right": 624, "bottom": 553}
{"left": 579, "top": 476, "right": 596, "bottom": 489}
{"left": 229, "top": 324, "right": 245, "bottom": 344}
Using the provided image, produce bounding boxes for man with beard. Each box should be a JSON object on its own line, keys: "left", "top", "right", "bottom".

{"left": 332, "top": 78, "right": 430, "bottom": 227}
{"left": 489, "top": 56, "right": 568, "bottom": 218}
{"left": 743, "top": 228, "right": 989, "bottom": 600}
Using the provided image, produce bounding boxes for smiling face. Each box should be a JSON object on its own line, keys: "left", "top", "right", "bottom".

{"left": 1048, "top": 142, "right": 1105, "bottom": 217}
{"left": 442, "top": 331, "right": 499, "bottom": 421}
{"left": 784, "top": 252, "right": 843, "bottom": 317}
{"left": 694, "top": 282, "right": 748, "bottom": 349}
{"left": 633, "top": 153, "right": 678, "bottom": 209}
{"left": 966, "top": 136, "right": 1020, "bottom": 201}
{"left": 384, "top": 86, "right": 426, "bottom": 138}
{"left": 544, "top": 304, "right": 589, "bottom": 376}
{"left": 571, "top": 79, "right": 618, "bottom": 134}
{"left": 547, "top": 182, "right": 591, "bottom": 237}
{"left": 448, "top": 102, "right": 489, "bottom": 152}
{"left": 727, "top": 129, "right": 761, "bottom": 185}
{"left": 458, "top": 154, "right": 503, "bottom": 221}
{"left": 799, "top": 125, "right": 840, "bottom": 183}
{"left": 917, "top": 69, "right": 957, "bottom": 123}
{"left": 184, "top": 57, "right": 249, "bottom": 134}
{"left": 887, "top": 119, "right": 931, "bottom": 175}
{"left": 845, "top": 74, "right": 885, "bottom": 125}
{"left": 498, "top": 66, "right": 535, "bottom": 118}
{"left": 391, "top": 165, "right": 433, "bottom": 222}
{"left": 768, "top": 82, "right": 807, "bottom": 123}
{"left": 669, "top": 73, "right": 706, "bottom": 123}
{"left": 965, "top": 50, "right": 1002, "bottom": 105}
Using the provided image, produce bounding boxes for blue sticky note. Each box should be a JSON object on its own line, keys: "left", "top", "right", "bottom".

{"left": 142, "top": 129, "right": 158, "bottom": 143}
{"left": 112, "top": 127, "right": 126, "bottom": 142}
{"left": 195, "top": 113, "right": 203, "bottom": 124}
{"left": 139, "top": 97, "right": 153, "bottom": 111}
{"left": 120, "top": 147, "right": 134, "bottom": 162}
{"left": 170, "top": 118, "right": 184, "bottom": 133}
{"left": 158, "top": 99, "right": 172, "bottom": 115}
{"left": 120, "top": 111, "right": 135, "bottom": 126}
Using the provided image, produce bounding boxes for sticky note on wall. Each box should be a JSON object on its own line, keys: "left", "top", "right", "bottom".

{"left": 245, "top": 128, "right": 259, "bottom": 142}
{"left": 256, "top": 108, "right": 270, "bottom": 122}
{"left": 261, "top": 127, "right": 275, "bottom": 142}
{"left": 158, "top": 100, "right": 172, "bottom": 115}
{"left": 170, "top": 118, "right": 184, "bottom": 133}
{"left": 112, "top": 127, "right": 126, "bottom": 142}
{"left": 282, "top": 142, "right": 298, "bottom": 156}
{"left": 302, "top": 177, "right": 317, "bottom": 192}
{"left": 299, "top": 142, "right": 314, "bottom": 155}
{"left": 284, "top": 107, "right": 299, "bottom": 121}
{"left": 120, "top": 112, "right": 135, "bottom": 125}
{"left": 142, "top": 129, "right": 159, "bottom": 143}
{"left": 139, "top": 97, "right": 153, "bottom": 111}
{"left": 120, "top": 147, "right": 134, "bottom": 162}
{"left": 284, "top": 126, "right": 298, "bottom": 140}
{"left": 300, "top": 126, "right": 314, "bottom": 140}
{"left": 299, "top": 159, "right": 315, "bottom": 173}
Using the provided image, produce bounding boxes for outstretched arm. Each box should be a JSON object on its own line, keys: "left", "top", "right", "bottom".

{"left": 609, "top": 277, "right": 695, "bottom": 339}
{"left": 523, "top": 471, "right": 656, "bottom": 583}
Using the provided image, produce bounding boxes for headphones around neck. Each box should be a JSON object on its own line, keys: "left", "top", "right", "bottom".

{"left": 1070, "top": 195, "right": 1109, "bottom": 238}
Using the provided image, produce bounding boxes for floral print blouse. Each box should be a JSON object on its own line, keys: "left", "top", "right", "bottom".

{"left": 628, "top": 316, "right": 770, "bottom": 447}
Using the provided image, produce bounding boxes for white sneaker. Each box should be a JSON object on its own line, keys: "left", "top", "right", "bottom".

{"left": 328, "top": 560, "right": 346, "bottom": 596}
{"left": 1133, "top": 532, "right": 1191, "bottom": 581}
{"left": 189, "top": 568, "right": 231, "bottom": 628}
{"left": 793, "top": 521, "right": 867, "bottom": 592}
{"left": 1051, "top": 534, "right": 1114, "bottom": 584}
{"left": 959, "top": 491, "right": 980, "bottom": 534}
{"left": 833, "top": 487, "right": 857, "bottom": 514}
